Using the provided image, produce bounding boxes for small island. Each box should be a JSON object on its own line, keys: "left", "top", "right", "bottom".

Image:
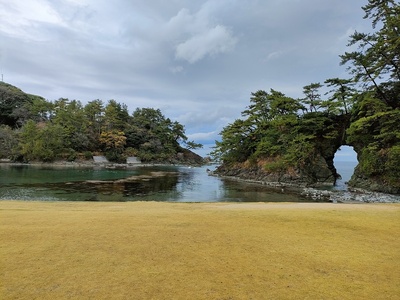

{"left": 0, "top": 83, "right": 204, "bottom": 166}
{"left": 211, "top": 1, "right": 400, "bottom": 195}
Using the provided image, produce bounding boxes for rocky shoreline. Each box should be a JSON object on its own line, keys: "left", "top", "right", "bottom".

{"left": 301, "top": 187, "right": 400, "bottom": 203}
{"left": 209, "top": 172, "right": 400, "bottom": 203}
{"left": 0, "top": 158, "right": 204, "bottom": 168}
{"left": 2, "top": 160, "right": 399, "bottom": 203}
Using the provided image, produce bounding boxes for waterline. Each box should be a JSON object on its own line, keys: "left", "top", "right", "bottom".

{"left": 0, "top": 164, "right": 309, "bottom": 202}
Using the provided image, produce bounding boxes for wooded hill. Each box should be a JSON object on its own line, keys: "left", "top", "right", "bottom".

{"left": 212, "top": 0, "right": 400, "bottom": 194}
{"left": 0, "top": 83, "right": 203, "bottom": 164}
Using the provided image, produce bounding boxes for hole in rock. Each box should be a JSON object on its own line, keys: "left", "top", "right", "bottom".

{"left": 333, "top": 146, "right": 358, "bottom": 190}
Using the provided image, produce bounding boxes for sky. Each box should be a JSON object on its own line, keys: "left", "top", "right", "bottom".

{"left": 0, "top": 0, "right": 367, "bottom": 161}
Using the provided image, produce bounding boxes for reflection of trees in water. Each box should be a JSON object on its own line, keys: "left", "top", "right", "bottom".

{"left": 3, "top": 166, "right": 311, "bottom": 202}
{"left": 122, "top": 175, "right": 179, "bottom": 196}
{"left": 42, "top": 173, "right": 180, "bottom": 200}
{"left": 220, "top": 179, "right": 306, "bottom": 202}
{"left": 175, "top": 169, "right": 196, "bottom": 191}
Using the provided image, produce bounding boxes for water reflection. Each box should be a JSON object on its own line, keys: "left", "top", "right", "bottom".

{"left": 0, "top": 164, "right": 312, "bottom": 202}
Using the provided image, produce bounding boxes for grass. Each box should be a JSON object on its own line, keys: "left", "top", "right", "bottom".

{"left": 1, "top": 201, "right": 399, "bottom": 299}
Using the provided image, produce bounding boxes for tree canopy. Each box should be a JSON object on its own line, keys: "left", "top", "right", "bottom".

{"left": 212, "top": 0, "right": 400, "bottom": 191}
{"left": 0, "top": 84, "right": 202, "bottom": 163}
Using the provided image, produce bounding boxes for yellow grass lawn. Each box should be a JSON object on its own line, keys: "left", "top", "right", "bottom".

{"left": 1, "top": 201, "right": 399, "bottom": 300}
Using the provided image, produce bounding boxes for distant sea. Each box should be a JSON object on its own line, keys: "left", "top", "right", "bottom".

{"left": 333, "top": 160, "right": 358, "bottom": 191}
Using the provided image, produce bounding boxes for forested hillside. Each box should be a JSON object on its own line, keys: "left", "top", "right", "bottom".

{"left": 212, "top": 0, "right": 400, "bottom": 193}
{"left": 0, "top": 83, "right": 203, "bottom": 164}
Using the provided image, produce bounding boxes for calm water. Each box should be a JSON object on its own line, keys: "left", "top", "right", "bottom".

{"left": 0, "top": 162, "right": 357, "bottom": 202}
{"left": 333, "top": 160, "right": 358, "bottom": 191}
{"left": 0, "top": 164, "right": 314, "bottom": 202}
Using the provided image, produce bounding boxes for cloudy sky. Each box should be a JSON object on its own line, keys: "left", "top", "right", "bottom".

{"left": 0, "top": 0, "right": 368, "bottom": 159}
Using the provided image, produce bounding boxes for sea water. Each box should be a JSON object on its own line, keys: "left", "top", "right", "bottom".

{"left": 333, "top": 160, "right": 358, "bottom": 191}
{"left": 0, "top": 164, "right": 311, "bottom": 202}
{"left": 0, "top": 161, "right": 358, "bottom": 202}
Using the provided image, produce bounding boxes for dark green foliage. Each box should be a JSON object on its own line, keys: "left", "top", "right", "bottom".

{"left": 0, "top": 125, "right": 19, "bottom": 159}
{"left": 263, "top": 159, "right": 287, "bottom": 173}
{"left": 0, "top": 82, "right": 31, "bottom": 127}
{"left": 0, "top": 85, "right": 201, "bottom": 163}
{"left": 302, "top": 83, "right": 323, "bottom": 112}
{"left": 83, "top": 151, "right": 93, "bottom": 160}
{"left": 340, "top": 0, "right": 399, "bottom": 106}
{"left": 66, "top": 149, "right": 77, "bottom": 162}
{"left": 212, "top": 87, "right": 348, "bottom": 183}
{"left": 185, "top": 141, "right": 203, "bottom": 150}
{"left": 385, "top": 146, "right": 400, "bottom": 185}
{"left": 347, "top": 104, "right": 400, "bottom": 188}
{"left": 18, "top": 120, "right": 66, "bottom": 162}
{"left": 104, "top": 100, "right": 130, "bottom": 131}
{"left": 105, "top": 151, "right": 126, "bottom": 164}
{"left": 213, "top": 1, "right": 399, "bottom": 192}
{"left": 126, "top": 108, "right": 191, "bottom": 161}
{"left": 324, "top": 78, "right": 356, "bottom": 114}
{"left": 344, "top": 0, "right": 400, "bottom": 190}
{"left": 211, "top": 119, "right": 256, "bottom": 163}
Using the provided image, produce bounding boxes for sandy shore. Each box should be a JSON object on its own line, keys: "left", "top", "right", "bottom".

{"left": 1, "top": 201, "right": 399, "bottom": 299}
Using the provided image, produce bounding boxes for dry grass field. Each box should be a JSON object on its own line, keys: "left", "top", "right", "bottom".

{"left": 1, "top": 201, "right": 399, "bottom": 300}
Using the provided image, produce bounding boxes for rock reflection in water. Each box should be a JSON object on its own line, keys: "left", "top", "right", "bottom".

{"left": 51, "top": 171, "right": 181, "bottom": 201}
{"left": 0, "top": 165, "right": 309, "bottom": 202}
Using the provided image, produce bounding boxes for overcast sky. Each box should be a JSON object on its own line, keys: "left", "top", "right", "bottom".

{"left": 0, "top": 0, "right": 368, "bottom": 160}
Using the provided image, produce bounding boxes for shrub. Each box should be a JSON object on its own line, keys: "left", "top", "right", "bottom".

{"left": 83, "top": 151, "right": 93, "bottom": 160}
{"left": 264, "top": 159, "right": 288, "bottom": 173}
{"left": 66, "top": 149, "right": 77, "bottom": 162}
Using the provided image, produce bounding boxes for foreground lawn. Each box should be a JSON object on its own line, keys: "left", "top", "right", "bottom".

{"left": 1, "top": 201, "right": 399, "bottom": 299}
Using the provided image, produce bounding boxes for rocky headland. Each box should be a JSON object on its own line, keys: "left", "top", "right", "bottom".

{"left": 211, "top": 164, "right": 400, "bottom": 203}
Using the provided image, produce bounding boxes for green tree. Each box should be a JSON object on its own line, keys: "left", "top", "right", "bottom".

{"left": 212, "top": 1, "right": 400, "bottom": 191}
{"left": 104, "top": 100, "right": 130, "bottom": 131}
{"left": 18, "top": 121, "right": 66, "bottom": 162}
{"left": 302, "top": 83, "right": 323, "bottom": 112}
{"left": 362, "top": 0, "right": 400, "bottom": 82}
{"left": 185, "top": 141, "right": 203, "bottom": 150}
{"left": 0, "top": 125, "right": 19, "bottom": 159}
{"left": 18, "top": 120, "right": 39, "bottom": 161}
{"left": 213, "top": 87, "right": 348, "bottom": 183}
{"left": 28, "top": 95, "right": 54, "bottom": 122}
{"left": 38, "top": 123, "right": 67, "bottom": 161}
{"left": 213, "top": 89, "right": 302, "bottom": 164}
{"left": 52, "top": 99, "right": 89, "bottom": 151}
{"left": 99, "top": 130, "right": 127, "bottom": 162}
{"left": 270, "top": 90, "right": 304, "bottom": 116}
{"left": 126, "top": 108, "right": 191, "bottom": 161}
{"left": 0, "top": 82, "right": 31, "bottom": 127}
{"left": 242, "top": 90, "right": 272, "bottom": 127}
{"left": 340, "top": 0, "right": 400, "bottom": 107}
{"left": 212, "top": 119, "right": 255, "bottom": 163}
{"left": 339, "top": 1, "right": 400, "bottom": 191}
{"left": 84, "top": 99, "right": 104, "bottom": 151}
{"left": 324, "top": 78, "right": 356, "bottom": 114}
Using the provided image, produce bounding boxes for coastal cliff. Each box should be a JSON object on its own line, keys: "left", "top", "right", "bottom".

{"left": 212, "top": 1, "right": 399, "bottom": 194}
{"left": 213, "top": 95, "right": 400, "bottom": 195}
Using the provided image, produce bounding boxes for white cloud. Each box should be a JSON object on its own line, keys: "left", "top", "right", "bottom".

{"left": 187, "top": 131, "right": 218, "bottom": 142}
{"left": 64, "top": 0, "right": 87, "bottom": 6}
{"left": 165, "top": 8, "right": 204, "bottom": 37}
{"left": 175, "top": 25, "right": 237, "bottom": 63}
{"left": 156, "top": 3, "right": 238, "bottom": 64}
{"left": 0, "top": 0, "right": 65, "bottom": 40}
{"left": 265, "top": 50, "right": 285, "bottom": 61}
{"left": 3, "top": 0, "right": 62, "bottom": 24}
{"left": 170, "top": 66, "right": 184, "bottom": 74}
{"left": 175, "top": 106, "right": 239, "bottom": 130}
{"left": 0, "top": 0, "right": 368, "bottom": 151}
